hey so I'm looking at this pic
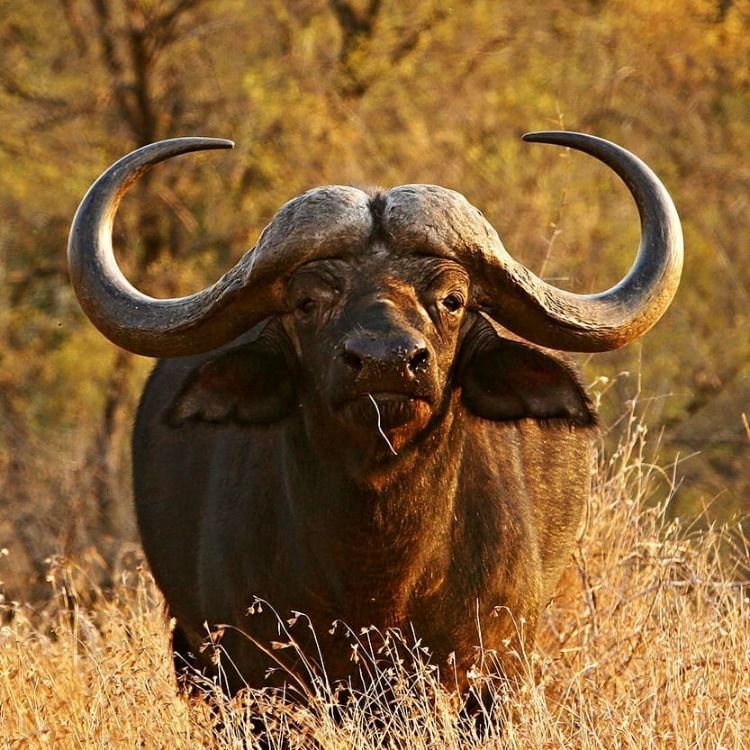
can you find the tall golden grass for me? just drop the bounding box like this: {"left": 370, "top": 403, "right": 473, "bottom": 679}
{"left": 1, "top": 410, "right": 748, "bottom": 749}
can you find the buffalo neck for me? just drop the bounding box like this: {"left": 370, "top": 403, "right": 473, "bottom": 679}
{"left": 277, "top": 396, "right": 467, "bottom": 622}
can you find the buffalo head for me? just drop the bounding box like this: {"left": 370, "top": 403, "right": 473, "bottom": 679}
{"left": 68, "top": 132, "right": 682, "bottom": 483}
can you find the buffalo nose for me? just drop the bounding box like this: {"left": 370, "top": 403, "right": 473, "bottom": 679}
{"left": 341, "top": 335, "right": 430, "bottom": 376}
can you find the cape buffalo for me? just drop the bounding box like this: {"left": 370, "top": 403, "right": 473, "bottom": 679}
{"left": 68, "top": 132, "right": 682, "bottom": 696}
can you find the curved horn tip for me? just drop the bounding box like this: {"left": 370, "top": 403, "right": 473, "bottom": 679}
{"left": 522, "top": 130, "right": 589, "bottom": 145}
{"left": 522, "top": 130, "right": 560, "bottom": 140}
{"left": 201, "top": 137, "right": 235, "bottom": 149}
{"left": 140, "top": 136, "right": 235, "bottom": 157}
{"left": 170, "top": 136, "right": 235, "bottom": 150}
{"left": 521, "top": 131, "right": 628, "bottom": 157}
{"left": 522, "top": 131, "right": 547, "bottom": 142}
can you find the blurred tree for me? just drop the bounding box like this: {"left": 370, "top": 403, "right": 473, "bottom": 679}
{"left": 0, "top": 0, "right": 747, "bottom": 594}
{"left": 0, "top": 0, "right": 246, "bottom": 569}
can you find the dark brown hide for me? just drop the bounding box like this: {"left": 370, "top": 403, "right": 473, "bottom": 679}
{"left": 133, "top": 242, "right": 597, "bottom": 695}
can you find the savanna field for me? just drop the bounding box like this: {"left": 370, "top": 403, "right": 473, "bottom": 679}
{"left": 2, "top": 412, "right": 748, "bottom": 749}
{"left": 1, "top": 1, "right": 749, "bottom": 747}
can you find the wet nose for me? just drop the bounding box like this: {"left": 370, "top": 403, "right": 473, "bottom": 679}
{"left": 341, "top": 333, "right": 430, "bottom": 377}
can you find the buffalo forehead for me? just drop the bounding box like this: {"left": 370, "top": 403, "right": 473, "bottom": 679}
{"left": 381, "top": 185, "right": 503, "bottom": 261}
{"left": 256, "top": 185, "right": 374, "bottom": 260}
{"left": 256, "top": 184, "right": 505, "bottom": 267}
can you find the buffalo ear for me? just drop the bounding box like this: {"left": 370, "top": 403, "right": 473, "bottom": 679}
{"left": 460, "top": 337, "right": 595, "bottom": 425}
{"left": 168, "top": 344, "right": 297, "bottom": 426}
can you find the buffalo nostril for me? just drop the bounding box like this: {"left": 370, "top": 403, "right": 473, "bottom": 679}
{"left": 408, "top": 348, "right": 430, "bottom": 373}
{"left": 341, "top": 349, "right": 364, "bottom": 371}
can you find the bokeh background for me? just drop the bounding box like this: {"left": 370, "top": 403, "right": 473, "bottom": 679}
{"left": 1, "top": 0, "right": 748, "bottom": 598}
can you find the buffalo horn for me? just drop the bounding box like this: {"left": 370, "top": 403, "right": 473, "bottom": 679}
{"left": 473, "top": 131, "right": 683, "bottom": 351}
{"left": 67, "top": 138, "right": 372, "bottom": 357}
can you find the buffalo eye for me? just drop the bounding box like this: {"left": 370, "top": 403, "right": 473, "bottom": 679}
{"left": 442, "top": 293, "right": 463, "bottom": 313}
{"left": 296, "top": 297, "right": 316, "bottom": 316}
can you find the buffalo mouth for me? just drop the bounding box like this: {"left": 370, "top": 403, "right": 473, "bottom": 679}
{"left": 338, "top": 392, "right": 433, "bottom": 431}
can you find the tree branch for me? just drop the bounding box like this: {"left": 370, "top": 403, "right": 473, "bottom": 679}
{"left": 389, "top": 7, "right": 450, "bottom": 67}
{"left": 89, "top": 0, "right": 138, "bottom": 132}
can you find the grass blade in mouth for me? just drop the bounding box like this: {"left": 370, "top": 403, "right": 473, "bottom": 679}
{"left": 368, "top": 393, "right": 398, "bottom": 456}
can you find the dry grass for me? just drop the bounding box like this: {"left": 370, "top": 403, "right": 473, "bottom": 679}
{"left": 1, "top": 415, "right": 748, "bottom": 749}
